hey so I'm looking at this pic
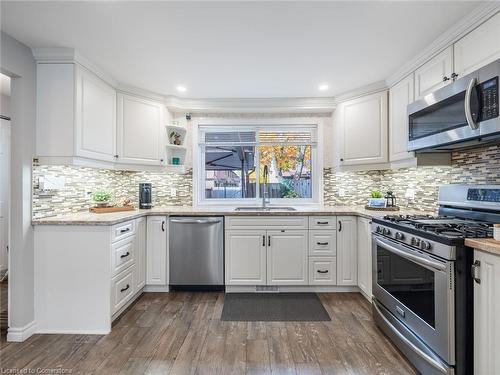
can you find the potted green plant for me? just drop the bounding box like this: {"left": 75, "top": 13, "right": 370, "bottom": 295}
{"left": 169, "top": 131, "right": 182, "bottom": 145}
{"left": 92, "top": 190, "right": 112, "bottom": 208}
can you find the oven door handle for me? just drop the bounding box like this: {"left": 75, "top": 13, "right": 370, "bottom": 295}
{"left": 465, "top": 77, "right": 479, "bottom": 130}
{"left": 375, "top": 238, "right": 447, "bottom": 272}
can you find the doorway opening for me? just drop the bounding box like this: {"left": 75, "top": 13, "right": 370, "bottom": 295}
{"left": 0, "top": 72, "right": 11, "bottom": 337}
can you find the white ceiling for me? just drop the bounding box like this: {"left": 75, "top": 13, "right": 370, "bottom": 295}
{"left": 1, "top": 1, "right": 482, "bottom": 99}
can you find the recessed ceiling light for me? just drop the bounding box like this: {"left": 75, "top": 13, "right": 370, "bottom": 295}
{"left": 318, "top": 83, "right": 329, "bottom": 91}
{"left": 176, "top": 85, "right": 187, "bottom": 93}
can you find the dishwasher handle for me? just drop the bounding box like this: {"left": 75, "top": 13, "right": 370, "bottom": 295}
{"left": 169, "top": 218, "right": 222, "bottom": 225}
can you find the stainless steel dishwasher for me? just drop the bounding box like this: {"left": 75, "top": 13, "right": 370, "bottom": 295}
{"left": 168, "top": 216, "right": 224, "bottom": 290}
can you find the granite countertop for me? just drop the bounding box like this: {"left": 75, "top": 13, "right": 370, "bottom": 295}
{"left": 465, "top": 238, "right": 500, "bottom": 256}
{"left": 32, "top": 206, "right": 434, "bottom": 226}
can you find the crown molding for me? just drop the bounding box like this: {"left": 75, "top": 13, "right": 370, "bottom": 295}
{"left": 333, "top": 80, "right": 388, "bottom": 104}
{"left": 386, "top": 2, "right": 500, "bottom": 87}
{"left": 165, "top": 96, "right": 336, "bottom": 114}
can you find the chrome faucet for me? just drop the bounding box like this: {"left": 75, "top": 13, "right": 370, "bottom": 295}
{"left": 262, "top": 165, "right": 270, "bottom": 209}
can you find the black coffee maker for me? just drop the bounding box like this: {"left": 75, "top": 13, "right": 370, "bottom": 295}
{"left": 139, "top": 183, "right": 152, "bottom": 209}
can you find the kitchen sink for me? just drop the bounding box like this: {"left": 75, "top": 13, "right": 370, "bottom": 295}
{"left": 234, "top": 206, "right": 297, "bottom": 211}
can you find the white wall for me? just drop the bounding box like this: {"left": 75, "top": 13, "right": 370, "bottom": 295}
{"left": 0, "top": 93, "right": 11, "bottom": 118}
{"left": 1, "top": 32, "right": 36, "bottom": 341}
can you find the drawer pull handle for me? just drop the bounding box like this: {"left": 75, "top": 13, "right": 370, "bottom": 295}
{"left": 317, "top": 221, "right": 329, "bottom": 225}
{"left": 262, "top": 235, "right": 266, "bottom": 247}
{"left": 120, "top": 252, "right": 130, "bottom": 259}
{"left": 317, "top": 269, "right": 329, "bottom": 274}
{"left": 120, "top": 284, "right": 130, "bottom": 293}
{"left": 120, "top": 228, "right": 130, "bottom": 234}
{"left": 317, "top": 242, "right": 329, "bottom": 246}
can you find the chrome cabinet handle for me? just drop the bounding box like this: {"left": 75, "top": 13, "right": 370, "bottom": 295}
{"left": 465, "top": 77, "right": 479, "bottom": 130}
{"left": 120, "top": 251, "right": 130, "bottom": 259}
{"left": 317, "top": 242, "right": 329, "bottom": 245}
{"left": 317, "top": 269, "right": 329, "bottom": 274}
{"left": 120, "top": 284, "right": 130, "bottom": 293}
{"left": 120, "top": 227, "right": 130, "bottom": 233}
{"left": 471, "top": 260, "right": 481, "bottom": 284}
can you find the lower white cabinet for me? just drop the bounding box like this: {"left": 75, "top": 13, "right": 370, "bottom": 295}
{"left": 134, "top": 217, "right": 147, "bottom": 290}
{"left": 267, "top": 230, "right": 308, "bottom": 285}
{"left": 337, "top": 216, "right": 358, "bottom": 285}
{"left": 225, "top": 230, "right": 267, "bottom": 285}
{"left": 309, "top": 257, "right": 336, "bottom": 285}
{"left": 473, "top": 249, "right": 500, "bottom": 375}
{"left": 357, "top": 217, "right": 372, "bottom": 299}
{"left": 111, "top": 264, "right": 135, "bottom": 314}
{"left": 146, "top": 216, "right": 167, "bottom": 285}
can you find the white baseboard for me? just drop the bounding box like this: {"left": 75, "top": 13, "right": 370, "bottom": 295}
{"left": 225, "top": 285, "right": 360, "bottom": 293}
{"left": 144, "top": 285, "right": 169, "bottom": 292}
{"left": 35, "top": 328, "right": 110, "bottom": 335}
{"left": 7, "top": 320, "right": 36, "bottom": 342}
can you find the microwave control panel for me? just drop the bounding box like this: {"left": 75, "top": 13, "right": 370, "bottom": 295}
{"left": 480, "top": 77, "right": 498, "bottom": 121}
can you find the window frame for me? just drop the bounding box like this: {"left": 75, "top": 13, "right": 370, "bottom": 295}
{"left": 193, "top": 118, "right": 323, "bottom": 207}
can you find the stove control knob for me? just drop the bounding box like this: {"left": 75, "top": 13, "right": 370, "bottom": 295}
{"left": 395, "top": 232, "right": 405, "bottom": 240}
{"left": 411, "top": 237, "right": 421, "bottom": 247}
{"left": 376, "top": 226, "right": 382, "bottom": 233}
{"left": 382, "top": 228, "right": 391, "bottom": 236}
{"left": 421, "top": 241, "right": 432, "bottom": 250}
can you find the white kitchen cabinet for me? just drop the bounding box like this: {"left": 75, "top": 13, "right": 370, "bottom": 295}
{"left": 389, "top": 74, "right": 415, "bottom": 162}
{"left": 225, "top": 230, "right": 267, "bottom": 285}
{"left": 267, "top": 230, "right": 308, "bottom": 285}
{"left": 414, "top": 47, "right": 453, "bottom": 99}
{"left": 36, "top": 63, "right": 116, "bottom": 163}
{"left": 134, "top": 217, "right": 147, "bottom": 290}
{"left": 337, "top": 216, "right": 358, "bottom": 286}
{"left": 336, "top": 91, "right": 388, "bottom": 166}
{"left": 117, "top": 93, "right": 165, "bottom": 166}
{"left": 454, "top": 12, "right": 500, "bottom": 78}
{"left": 75, "top": 66, "right": 116, "bottom": 162}
{"left": 473, "top": 249, "right": 500, "bottom": 375}
{"left": 146, "top": 216, "right": 167, "bottom": 285}
{"left": 357, "top": 217, "right": 372, "bottom": 299}
{"left": 309, "top": 257, "right": 336, "bottom": 285}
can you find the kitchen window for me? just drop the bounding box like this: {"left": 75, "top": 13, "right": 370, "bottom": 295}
{"left": 196, "top": 124, "right": 320, "bottom": 205}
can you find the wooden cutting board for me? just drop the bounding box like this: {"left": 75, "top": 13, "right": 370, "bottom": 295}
{"left": 89, "top": 206, "right": 135, "bottom": 214}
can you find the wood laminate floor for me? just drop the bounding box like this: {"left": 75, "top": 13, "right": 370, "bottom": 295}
{"left": 0, "top": 292, "right": 417, "bottom": 374}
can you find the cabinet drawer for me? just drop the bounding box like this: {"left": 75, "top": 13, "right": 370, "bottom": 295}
{"left": 225, "top": 216, "right": 308, "bottom": 230}
{"left": 111, "top": 220, "right": 136, "bottom": 243}
{"left": 309, "top": 231, "right": 336, "bottom": 256}
{"left": 309, "top": 216, "right": 336, "bottom": 230}
{"left": 309, "top": 257, "right": 337, "bottom": 285}
{"left": 111, "top": 237, "right": 135, "bottom": 276}
{"left": 111, "top": 265, "right": 135, "bottom": 314}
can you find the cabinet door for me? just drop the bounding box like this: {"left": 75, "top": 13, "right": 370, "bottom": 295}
{"left": 389, "top": 74, "right": 415, "bottom": 162}
{"left": 357, "top": 217, "right": 372, "bottom": 298}
{"left": 267, "top": 230, "right": 308, "bottom": 285}
{"left": 455, "top": 12, "right": 500, "bottom": 78}
{"left": 337, "top": 216, "right": 357, "bottom": 285}
{"left": 117, "top": 93, "right": 164, "bottom": 165}
{"left": 338, "top": 91, "right": 388, "bottom": 166}
{"left": 134, "top": 217, "right": 147, "bottom": 290}
{"left": 474, "top": 250, "right": 500, "bottom": 375}
{"left": 146, "top": 216, "right": 167, "bottom": 285}
{"left": 414, "top": 46, "right": 453, "bottom": 99}
{"left": 75, "top": 66, "right": 116, "bottom": 162}
{"left": 225, "top": 230, "right": 266, "bottom": 285}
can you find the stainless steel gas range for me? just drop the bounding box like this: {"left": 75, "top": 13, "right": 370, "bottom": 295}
{"left": 371, "top": 185, "right": 500, "bottom": 375}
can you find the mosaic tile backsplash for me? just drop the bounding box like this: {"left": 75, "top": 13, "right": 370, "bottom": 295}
{"left": 32, "top": 144, "right": 499, "bottom": 219}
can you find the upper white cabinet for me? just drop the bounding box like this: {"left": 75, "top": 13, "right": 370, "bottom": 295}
{"left": 75, "top": 67, "right": 116, "bottom": 162}
{"left": 357, "top": 217, "right": 372, "bottom": 299}
{"left": 267, "top": 230, "right": 308, "bottom": 285}
{"left": 454, "top": 12, "right": 500, "bottom": 77}
{"left": 336, "top": 91, "right": 388, "bottom": 167}
{"left": 389, "top": 74, "right": 415, "bottom": 162}
{"left": 36, "top": 63, "right": 116, "bottom": 163}
{"left": 336, "top": 216, "right": 358, "bottom": 286}
{"left": 146, "top": 216, "right": 167, "bottom": 286}
{"left": 117, "top": 93, "right": 165, "bottom": 166}
{"left": 414, "top": 46, "right": 453, "bottom": 99}
{"left": 473, "top": 249, "right": 500, "bottom": 375}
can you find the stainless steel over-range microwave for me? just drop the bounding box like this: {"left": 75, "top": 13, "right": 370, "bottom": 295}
{"left": 408, "top": 59, "right": 499, "bottom": 151}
